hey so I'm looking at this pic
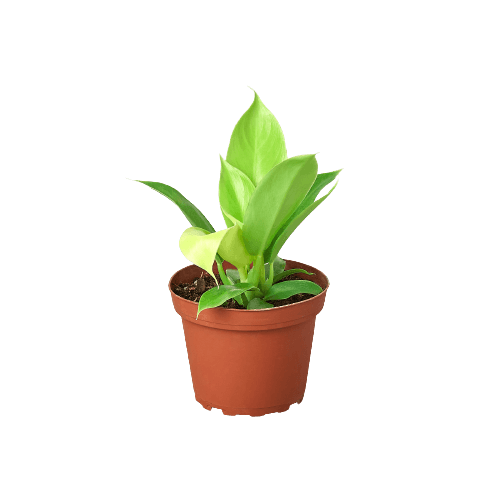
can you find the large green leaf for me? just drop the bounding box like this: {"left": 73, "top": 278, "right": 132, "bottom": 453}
{"left": 179, "top": 227, "right": 230, "bottom": 280}
{"left": 262, "top": 171, "right": 341, "bottom": 262}
{"left": 219, "top": 157, "right": 255, "bottom": 228}
{"left": 243, "top": 155, "right": 318, "bottom": 256}
{"left": 264, "top": 183, "right": 338, "bottom": 263}
{"left": 198, "top": 283, "right": 257, "bottom": 317}
{"left": 226, "top": 91, "right": 287, "bottom": 185}
{"left": 217, "top": 224, "right": 253, "bottom": 268}
{"left": 136, "top": 181, "right": 214, "bottom": 232}
{"left": 264, "top": 280, "right": 322, "bottom": 301}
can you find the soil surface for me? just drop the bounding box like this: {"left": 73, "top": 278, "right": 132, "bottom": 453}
{"left": 172, "top": 271, "right": 324, "bottom": 309}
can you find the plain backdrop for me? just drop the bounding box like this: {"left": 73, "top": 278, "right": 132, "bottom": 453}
{"left": 1, "top": 1, "right": 499, "bottom": 499}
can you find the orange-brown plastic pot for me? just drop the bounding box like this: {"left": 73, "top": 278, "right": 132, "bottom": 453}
{"left": 168, "top": 259, "right": 329, "bottom": 417}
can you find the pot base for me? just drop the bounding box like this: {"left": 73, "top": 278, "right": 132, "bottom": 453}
{"left": 196, "top": 396, "right": 304, "bottom": 417}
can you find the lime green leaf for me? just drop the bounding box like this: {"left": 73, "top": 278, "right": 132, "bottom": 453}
{"left": 217, "top": 224, "right": 253, "bottom": 269}
{"left": 198, "top": 283, "right": 257, "bottom": 317}
{"left": 219, "top": 157, "right": 255, "bottom": 228}
{"left": 246, "top": 298, "right": 274, "bottom": 310}
{"left": 273, "top": 268, "right": 314, "bottom": 283}
{"left": 136, "top": 181, "right": 214, "bottom": 232}
{"left": 220, "top": 207, "right": 235, "bottom": 227}
{"left": 226, "top": 91, "right": 287, "bottom": 185}
{"left": 264, "top": 183, "right": 337, "bottom": 263}
{"left": 264, "top": 280, "right": 322, "bottom": 301}
{"left": 243, "top": 154, "right": 318, "bottom": 256}
{"left": 179, "top": 227, "right": 230, "bottom": 280}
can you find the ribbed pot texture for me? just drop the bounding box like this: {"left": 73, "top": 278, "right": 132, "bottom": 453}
{"left": 168, "top": 260, "right": 329, "bottom": 417}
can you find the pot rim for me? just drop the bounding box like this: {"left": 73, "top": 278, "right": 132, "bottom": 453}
{"left": 168, "top": 259, "right": 329, "bottom": 313}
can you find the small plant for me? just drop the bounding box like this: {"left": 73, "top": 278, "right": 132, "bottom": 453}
{"left": 136, "top": 91, "right": 341, "bottom": 316}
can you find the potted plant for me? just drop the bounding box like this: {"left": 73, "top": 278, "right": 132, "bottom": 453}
{"left": 135, "top": 90, "right": 341, "bottom": 416}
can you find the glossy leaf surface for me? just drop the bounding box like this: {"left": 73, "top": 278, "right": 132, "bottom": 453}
{"left": 179, "top": 227, "right": 229, "bottom": 280}
{"left": 221, "top": 207, "right": 243, "bottom": 228}
{"left": 136, "top": 181, "right": 214, "bottom": 232}
{"left": 226, "top": 91, "right": 287, "bottom": 185}
{"left": 198, "top": 283, "right": 257, "bottom": 317}
{"left": 219, "top": 157, "right": 255, "bottom": 227}
{"left": 243, "top": 154, "right": 318, "bottom": 256}
{"left": 264, "top": 280, "right": 322, "bottom": 301}
{"left": 217, "top": 224, "right": 253, "bottom": 268}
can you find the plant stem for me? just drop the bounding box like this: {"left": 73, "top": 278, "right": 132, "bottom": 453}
{"left": 255, "top": 255, "right": 265, "bottom": 287}
{"left": 242, "top": 258, "right": 265, "bottom": 305}
{"left": 216, "top": 258, "right": 231, "bottom": 286}
{"left": 262, "top": 261, "right": 274, "bottom": 294}
{"left": 238, "top": 266, "right": 248, "bottom": 283}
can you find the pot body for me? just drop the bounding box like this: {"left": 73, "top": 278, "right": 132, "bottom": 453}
{"left": 169, "top": 260, "right": 329, "bottom": 416}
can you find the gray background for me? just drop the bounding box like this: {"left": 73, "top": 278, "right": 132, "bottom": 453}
{"left": 1, "top": 1, "right": 499, "bottom": 498}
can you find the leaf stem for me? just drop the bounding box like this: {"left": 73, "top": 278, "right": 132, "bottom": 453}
{"left": 238, "top": 266, "right": 248, "bottom": 283}
{"left": 216, "top": 256, "right": 243, "bottom": 306}
{"left": 243, "top": 258, "right": 265, "bottom": 302}
{"left": 262, "top": 261, "right": 274, "bottom": 294}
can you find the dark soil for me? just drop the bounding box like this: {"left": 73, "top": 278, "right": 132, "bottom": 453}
{"left": 172, "top": 271, "right": 324, "bottom": 309}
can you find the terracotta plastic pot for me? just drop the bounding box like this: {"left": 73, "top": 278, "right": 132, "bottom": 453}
{"left": 168, "top": 259, "right": 329, "bottom": 417}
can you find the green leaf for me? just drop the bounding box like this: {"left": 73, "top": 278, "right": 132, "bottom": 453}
{"left": 292, "top": 170, "right": 341, "bottom": 218}
{"left": 136, "top": 181, "right": 214, "bottom": 232}
{"left": 215, "top": 260, "right": 243, "bottom": 305}
{"left": 179, "top": 227, "right": 230, "bottom": 280}
{"left": 264, "top": 183, "right": 338, "bottom": 263}
{"left": 273, "top": 268, "right": 314, "bottom": 283}
{"left": 225, "top": 268, "right": 241, "bottom": 284}
{"left": 217, "top": 224, "right": 253, "bottom": 268}
{"left": 221, "top": 207, "right": 243, "bottom": 228}
{"left": 264, "top": 280, "right": 323, "bottom": 301}
{"left": 226, "top": 91, "right": 287, "bottom": 185}
{"left": 265, "top": 256, "right": 286, "bottom": 280}
{"left": 246, "top": 298, "right": 274, "bottom": 310}
{"left": 198, "top": 283, "right": 258, "bottom": 317}
{"left": 243, "top": 154, "right": 318, "bottom": 256}
{"left": 219, "top": 157, "right": 255, "bottom": 228}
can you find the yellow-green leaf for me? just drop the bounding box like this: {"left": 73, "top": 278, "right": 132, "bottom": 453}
{"left": 219, "top": 156, "right": 255, "bottom": 228}
{"left": 179, "top": 227, "right": 230, "bottom": 280}
{"left": 243, "top": 154, "right": 318, "bottom": 256}
{"left": 226, "top": 91, "right": 287, "bottom": 185}
{"left": 217, "top": 224, "right": 253, "bottom": 269}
